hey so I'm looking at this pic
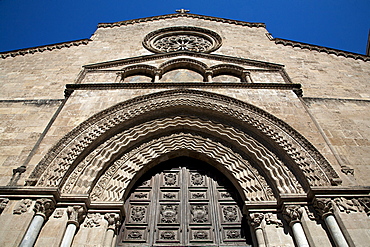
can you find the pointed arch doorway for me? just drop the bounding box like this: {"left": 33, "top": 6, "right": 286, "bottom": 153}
{"left": 117, "top": 156, "right": 252, "bottom": 246}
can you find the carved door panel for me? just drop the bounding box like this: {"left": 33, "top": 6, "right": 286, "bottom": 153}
{"left": 118, "top": 157, "right": 250, "bottom": 246}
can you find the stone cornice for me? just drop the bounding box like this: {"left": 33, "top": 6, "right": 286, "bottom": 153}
{"left": 98, "top": 13, "right": 266, "bottom": 29}
{"left": 83, "top": 51, "right": 284, "bottom": 70}
{"left": 274, "top": 38, "right": 370, "bottom": 62}
{"left": 0, "top": 39, "right": 90, "bottom": 59}
{"left": 65, "top": 82, "right": 301, "bottom": 91}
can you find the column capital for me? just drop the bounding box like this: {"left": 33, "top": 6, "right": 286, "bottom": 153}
{"left": 67, "top": 206, "right": 86, "bottom": 227}
{"left": 104, "top": 213, "right": 121, "bottom": 231}
{"left": 249, "top": 213, "right": 264, "bottom": 229}
{"left": 314, "top": 198, "right": 334, "bottom": 218}
{"left": 34, "top": 198, "right": 55, "bottom": 220}
{"left": 283, "top": 205, "right": 303, "bottom": 226}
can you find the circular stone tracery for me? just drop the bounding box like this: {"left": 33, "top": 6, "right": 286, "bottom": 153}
{"left": 143, "top": 26, "right": 222, "bottom": 53}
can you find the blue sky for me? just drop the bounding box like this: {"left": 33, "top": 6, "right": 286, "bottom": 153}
{"left": 0, "top": 0, "right": 369, "bottom": 54}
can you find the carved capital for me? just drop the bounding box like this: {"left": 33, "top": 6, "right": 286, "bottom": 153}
{"left": 104, "top": 213, "right": 121, "bottom": 230}
{"left": 249, "top": 213, "right": 264, "bottom": 229}
{"left": 314, "top": 198, "right": 334, "bottom": 218}
{"left": 67, "top": 206, "right": 86, "bottom": 227}
{"left": 283, "top": 205, "right": 303, "bottom": 226}
{"left": 34, "top": 198, "right": 55, "bottom": 220}
{"left": 0, "top": 198, "right": 9, "bottom": 214}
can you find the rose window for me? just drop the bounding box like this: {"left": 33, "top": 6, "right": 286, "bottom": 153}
{"left": 143, "top": 26, "right": 222, "bottom": 53}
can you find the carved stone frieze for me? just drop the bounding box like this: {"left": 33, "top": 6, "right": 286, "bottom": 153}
{"left": 314, "top": 198, "right": 334, "bottom": 218}
{"left": 67, "top": 206, "right": 86, "bottom": 227}
{"left": 249, "top": 213, "right": 264, "bottom": 229}
{"left": 34, "top": 198, "right": 55, "bottom": 220}
{"left": 84, "top": 213, "right": 102, "bottom": 228}
{"left": 333, "top": 197, "right": 362, "bottom": 214}
{"left": 13, "top": 199, "right": 32, "bottom": 215}
{"left": 283, "top": 205, "right": 303, "bottom": 226}
{"left": 0, "top": 198, "right": 9, "bottom": 214}
{"left": 358, "top": 197, "right": 370, "bottom": 216}
{"left": 33, "top": 90, "right": 338, "bottom": 192}
{"left": 265, "top": 213, "right": 283, "bottom": 227}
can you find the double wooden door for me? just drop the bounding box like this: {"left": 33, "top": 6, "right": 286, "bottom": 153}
{"left": 118, "top": 157, "right": 251, "bottom": 246}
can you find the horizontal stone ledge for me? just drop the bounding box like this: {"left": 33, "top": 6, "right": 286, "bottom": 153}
{"left": 65, "top": 82, "right": 302, "bottom": 91}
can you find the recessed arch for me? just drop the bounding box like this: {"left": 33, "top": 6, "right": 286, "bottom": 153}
{"left": 119, "top": 64, "right": 157, "bottom": 82}
{"left": 159, "top": 58, "right": 207, "bottom": 81}
{"left": 29, "top": 89, "right": 341, "bottom": 199}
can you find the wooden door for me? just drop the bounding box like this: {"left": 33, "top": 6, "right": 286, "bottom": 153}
{"left": 118, "top": 157, "right": 251, "bottom": 246}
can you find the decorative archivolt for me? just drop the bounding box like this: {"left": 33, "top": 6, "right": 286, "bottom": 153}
{"left": 59, "top": 116, "right": 305, "bottom": 199}
{"left": 28, "top": 89, "right": 340, "bottom": 189}
{"left": 89, "top": 133, "right": 277, "bottom": 202}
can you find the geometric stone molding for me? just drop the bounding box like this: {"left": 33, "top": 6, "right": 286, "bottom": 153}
{"left": 29, "top": 89, "right": 339, "bottom": 190}
{"left": 88, "top": 133, "right": 280, "bottom": 202}
{"left": 60, "top": 116, "right": 304, "bottom": 200}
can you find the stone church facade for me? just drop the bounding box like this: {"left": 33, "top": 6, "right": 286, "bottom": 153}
{"left": 0, "top": 11, "right": 369, "bottom": 247}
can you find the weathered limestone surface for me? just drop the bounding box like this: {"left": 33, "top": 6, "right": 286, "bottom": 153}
{"left": 0, "top": 200, "right": 34, "bottom": 247}
{"left": 0, "top": 101, "right": 60, "bottom": 186}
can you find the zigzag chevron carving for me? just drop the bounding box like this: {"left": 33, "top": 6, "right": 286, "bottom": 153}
{"left": 59, "top": 116, "right": 308, "bottom": 200}
{"left": 31, "top": 90, "right": 339, "bottom": 188}
{"left": 89, "top": 133, "right": 278, "bottom": 202}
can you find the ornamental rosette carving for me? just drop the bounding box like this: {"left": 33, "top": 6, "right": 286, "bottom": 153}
{"left": 34, "top": 198, "right": 55, "bottom": 220}
{"left": 143, "top": 26, "right": 222, "bottom": 54}
{"left": 67, "top": 206, "right": 86, "bottom": 227}
{"left": 160, "top": 205, "right": 178, "bottom": 223}
{"left": 314, "top": 198, "right": 334, "bottom": 218}
{"left": 222, "top": 206, "right": 238, "bottom": 222}
{"left": 283, "top": 205, "right": 303, "bottom": 225}
{"left": 130, "top": 206, "right": 146, "bottom": 222}
{"left": 191, "top": 205, "right": 209, "bottom": 223}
